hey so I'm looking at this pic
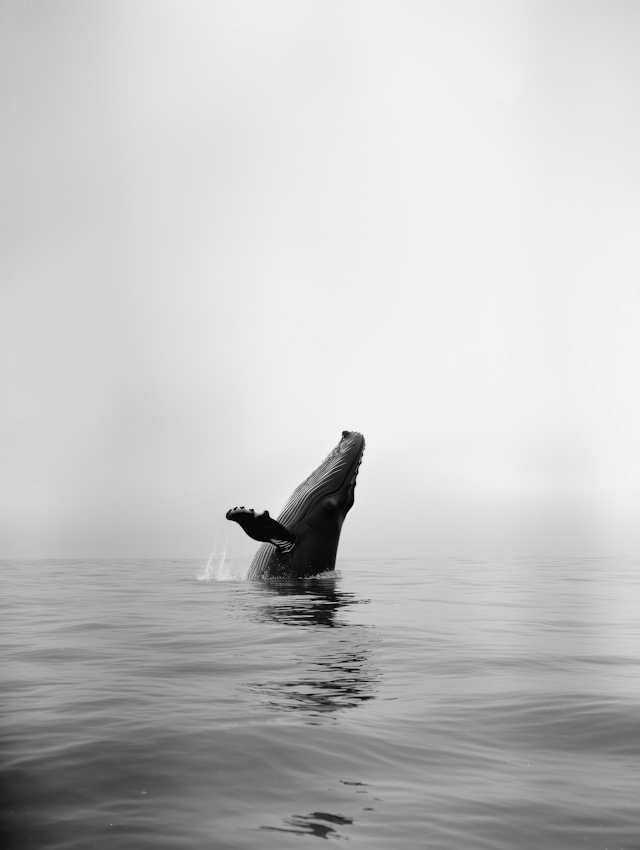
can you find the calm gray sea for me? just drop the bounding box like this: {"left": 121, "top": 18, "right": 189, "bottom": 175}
{"left": 1, "top": 556, "right": 639, "bottom": 849}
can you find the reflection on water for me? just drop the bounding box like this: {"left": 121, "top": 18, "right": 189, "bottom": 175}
{"left": 247, "top": 579, "right": 379, "bottom": 718}
{"left": 255, "top": 578, "right": 368, "bottom": 628}
{"left": 261, "top": 810, "right": 354, "bottom": 839}
{"left": 251, "top": 647, "right": 376, "bottom": 715}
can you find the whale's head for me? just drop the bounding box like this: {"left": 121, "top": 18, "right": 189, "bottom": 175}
{"left": 277, "top": 430, "right": 365, "bottom": 532}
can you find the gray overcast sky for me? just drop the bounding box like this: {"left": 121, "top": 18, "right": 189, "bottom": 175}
{"left": 2, "top": 1, "right": 639, "bottom": 559}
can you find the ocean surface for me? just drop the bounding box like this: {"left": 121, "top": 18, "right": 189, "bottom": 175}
{"left": 1, "top": 556, "right": 639, "bottom": 849}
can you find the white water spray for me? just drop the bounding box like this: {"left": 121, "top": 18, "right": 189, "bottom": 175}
{"left": 197, "top": 541, "right": 246, "bottom": 580}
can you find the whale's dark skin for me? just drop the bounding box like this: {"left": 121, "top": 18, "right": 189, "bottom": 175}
{"left": 226, "top": 430, "right": 365, "bottom": 579}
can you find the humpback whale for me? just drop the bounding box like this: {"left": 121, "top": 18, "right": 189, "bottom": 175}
{"left": 226, "top": 430, "right": 365, "bottom": 579}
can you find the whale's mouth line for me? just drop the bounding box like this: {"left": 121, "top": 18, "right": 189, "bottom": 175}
{"left": 335, "top": 434, "right": 365, "bottom": 491}
{"left": 343, "top": 440, "right": 365, "bottom": 489}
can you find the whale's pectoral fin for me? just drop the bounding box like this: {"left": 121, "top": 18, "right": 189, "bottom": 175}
{"left": 225, "top": 507, "right": 297, "bottom": 553}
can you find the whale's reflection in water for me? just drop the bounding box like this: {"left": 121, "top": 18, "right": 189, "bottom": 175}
{"left": 256, "top": 578, "right": 367, "bottom": 628}
{"left": 261, "top": 810, "right": 354, "bottom": 839}
{"left": 247, "top": 578, "right": 379, "bottom": 718}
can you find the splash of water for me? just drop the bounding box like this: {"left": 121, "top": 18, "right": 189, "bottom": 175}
{"left": 197, "top": 542, "right": 246, "bottom": 580}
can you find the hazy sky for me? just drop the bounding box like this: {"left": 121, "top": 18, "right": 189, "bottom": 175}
{"left": 2, "top": 1, "right": 639, "bottom": 559}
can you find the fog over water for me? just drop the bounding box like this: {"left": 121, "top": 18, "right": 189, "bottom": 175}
{"left": 2, "top": 2, "right": 640, "bottom": 559}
